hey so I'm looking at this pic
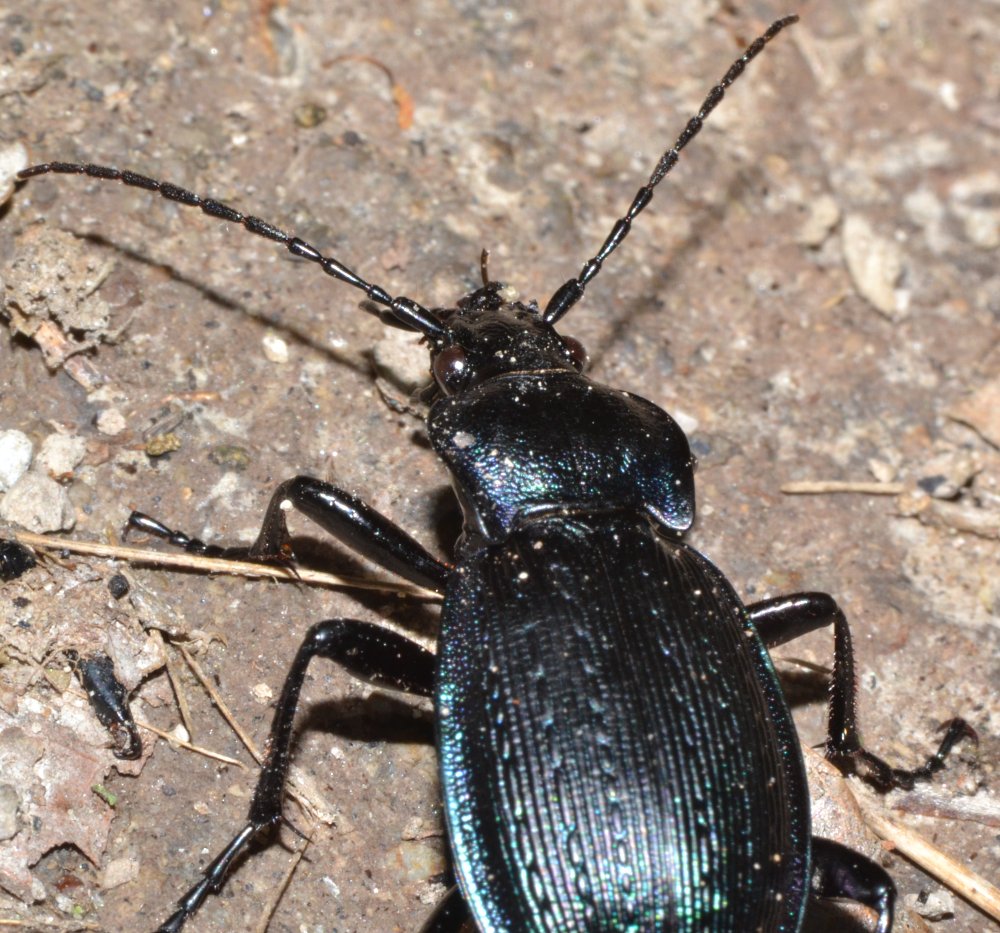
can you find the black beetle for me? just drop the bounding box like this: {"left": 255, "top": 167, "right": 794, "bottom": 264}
{"left": 13, "top": 14, "right": 972, "bottom": 933}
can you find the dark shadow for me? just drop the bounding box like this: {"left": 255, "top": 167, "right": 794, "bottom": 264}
{"left": 775, "top": 665, "right": 830, "bottom": 709}
{"left": 300, "top": 693, "right": 435, "bottom": 745}
{"left": 71, "top": 230, "right": 372, "bottom": 379}
{"left": 803, "top": 895, "right": 880, "bottom": 932}
{"left": 584, "top": 159, "right": 772, "bottom": 376}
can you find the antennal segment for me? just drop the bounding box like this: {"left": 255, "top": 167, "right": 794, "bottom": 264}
{"left": 15, "top": 162, "right": 445, "bottom": 338}
{"left": 543, "top": 15, "right": 798, "bottom": 325}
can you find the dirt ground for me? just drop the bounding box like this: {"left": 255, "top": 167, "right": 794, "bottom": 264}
{"left": 1, "top": 1, "right": 997, "bottom": 932}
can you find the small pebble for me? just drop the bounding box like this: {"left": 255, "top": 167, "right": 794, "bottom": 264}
{"left": 905, "top": 888, "right": 955, "bottom": 921}
{"left": 262, "top": 330, "right": 289, "bottom": 364}
{"left": 293, "top": 102, "right": 327, "bottom": 128}
{"left": 0, "top": 783, "right": 21, "bottom": 841}
{"left": 101, "top": 855, "right": 140, "bottom": 891}
{"left": 796, "top": 194, "right": 840, "bottom": 248}
{"left": 145, "top": 433, "right": 181, "bottom": 457}
{"left": 35, "top": 433, "right": 87, "bottom": 478}
{"left": 0, "top": 472, "right": 75, "bottom": 532}
{"left": 252, "top": 682, "right": 274, "bottom": 703}
{"left": 867, "top": 459, "right": 897, "bottom": 484}
{"left": 0, "top": 142, "right": 28, "bottom": 205}
{"left": 842, "top": 214, "right": 905, "bottom": 318}
{"left": 0, "top": 429, "right": 33, "bottom": 492}
{"left": 96, "top": 408, "right": 128, "bottom": 436}
{"left": 108, "top": 574, "right": 130, "bottom": 599}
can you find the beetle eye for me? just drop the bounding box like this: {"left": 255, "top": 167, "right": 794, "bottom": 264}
{"left": 433, "top": 345, "right": 470, "bottom": 393}
{"left": 562, "top": 335, "right": 588, "bottom": 372}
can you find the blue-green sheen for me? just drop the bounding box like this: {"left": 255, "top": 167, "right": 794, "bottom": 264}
{"left": 437, "top": 512, "right": 810, "bottom": 932}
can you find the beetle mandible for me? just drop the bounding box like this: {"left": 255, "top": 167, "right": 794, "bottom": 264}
{"left": 14, "top": 14, "right": 973, "bottom": 933}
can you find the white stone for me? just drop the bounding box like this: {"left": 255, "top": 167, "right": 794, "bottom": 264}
{"left": 0, "top": 430, "right": 33, "bottom": 492}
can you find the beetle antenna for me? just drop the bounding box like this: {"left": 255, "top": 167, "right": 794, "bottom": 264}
{"left": 15, "top": 161, "right": 446, "bottom": 339}
{"left": 480, "top": 248, "right": 491, "bottom": 287}
{"left": 543, "top": 14, "right": 798, "bottom": 325}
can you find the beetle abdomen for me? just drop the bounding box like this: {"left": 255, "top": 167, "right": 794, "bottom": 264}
{"left": 438, "top": 514, "right": 809, "bottom": 932}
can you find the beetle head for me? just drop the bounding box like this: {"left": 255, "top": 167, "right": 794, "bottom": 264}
{"left": 429, "top": 281, "right": 587, "bottom": 395}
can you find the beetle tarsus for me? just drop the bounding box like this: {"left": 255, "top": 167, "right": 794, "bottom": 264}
{"left": 822, "top": 598, "right": 973, "bottom": 791}
{"left": 123, "top": 476, "right": 450, "bottom": 592}
{"left": 747, "top": 591, "right": 973, "bottom": 792}
{"left": 831, "top": 716, "right": 976, "bottom": 792}
{"left": 124, "top": 510, "right": 245, "bottom": 559}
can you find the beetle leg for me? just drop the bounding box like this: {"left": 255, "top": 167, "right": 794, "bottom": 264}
{"left": 746, "top": 592, "right": 974, "bottom": 790}
{"left": 125, "top": 474, "right": 450, "bottom": 592}
{"left": 419, "top": 886, "right": 475, "bottom": 933}
{"left": 746, "top": 591, "right": 837, "bottom": 648}
{"left": 247, "top": 476, "right": 449, "bottom": 591}
{"left": 157, "top": 617, "right": 436, "bottom": 931}
{"left": 810, "top": 837, "right": 894, "bottom": 933}
{"left": 247, "top": 617, "right": 435, "bottom": 822}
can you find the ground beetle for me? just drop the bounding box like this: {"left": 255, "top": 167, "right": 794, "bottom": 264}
{"left": 16, "top": 15, "right": 973, "bottom": 932}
